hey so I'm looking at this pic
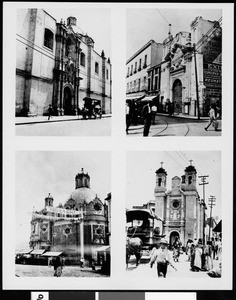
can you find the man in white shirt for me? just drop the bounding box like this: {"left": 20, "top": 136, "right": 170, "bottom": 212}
{"left": 150, "top": 238, "right": 174, "bottom": 277}
{"left": 205, "top": 105, "right": 217, "bottom": 131}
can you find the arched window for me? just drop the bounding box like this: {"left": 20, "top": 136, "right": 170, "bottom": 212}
{"left": 106, "top": 69, "right": 109, "bottom": 79}
{"left": 80, "top": 52, "right": 86, "bottom": 67}
{"left": 188, "top": 176, "right": 192, "bottom": 185}
{"left": 44, "top": 28, "right": 54, "bottom": 50}
{"left": 158, "top": 178, "right": 162, "bottom": 187}
{"left": 95, "top": 62, "right": 99, "bottom": 74}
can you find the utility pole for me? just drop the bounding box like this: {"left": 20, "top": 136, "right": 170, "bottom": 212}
{"left": 193, "top": 43, "right": 200, "bottom": 120}
{"left": 199, "top": 175, "right": 209, "bottom": 245}
{"left": 208, "top": 195, "right": 216, "bottom": 241}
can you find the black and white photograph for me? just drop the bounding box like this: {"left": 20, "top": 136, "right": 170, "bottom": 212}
{"left": 126, "top": 151, "right": 222, "bottom": 278}
{"left": 15, "top": 8, "right": 112, "bottom": 136}
{"left": 15, "top": 151, "right": 111, "bottom": 277}
{"left": 2, "top": 1, "right": 234, "bottom": 293}
{"left": 126, "top": 9, "right": 222, "bottom": 136}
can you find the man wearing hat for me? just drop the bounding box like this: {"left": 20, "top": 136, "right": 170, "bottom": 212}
{"left": 150, "top": 238, "right": 174, "bottom": 278}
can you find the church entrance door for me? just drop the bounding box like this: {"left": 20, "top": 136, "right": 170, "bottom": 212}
{"left": 172, "top": 79, "right": 182, "bottom": 114}
{"left": 63, "top": 86, "right": 72, "bottom": 115}
{"left": 169, "top": 231, "right": 180, "bottom": 248}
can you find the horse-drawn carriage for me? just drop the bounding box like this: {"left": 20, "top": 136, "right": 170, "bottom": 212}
{"left": 81, "top": 97, "right": 102, "bottom": 119}
{"left": 126, "top": 209, "right": 163, "bottom": 267}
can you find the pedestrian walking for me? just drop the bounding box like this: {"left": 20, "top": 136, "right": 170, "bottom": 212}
{"left": 191, "top": 238, "right": 203, "bottom": 272}
{"left": 172, "top": 236, "right": 182, "bottom": 262}
{"left": 150, "top": 238, "right": 175, "bottom": 278}
{"left": 205, "top": 105, "right": 218, "bottom": 131}
{"left": 186, "top": 239, "right": 193, "bottom": 261}
{"left": 204, "top": 241, "right": 213, "bottom": 271}
{"left": 48, "top": 104, "right": 53, "bottom": 120}
{"left": 52, "top": 256, "right": 64, "bottom": 277}
{"left": 142, "top": 101, "right": 152, "bottom": 137}
{"left": 126, "top": 102, "right": 131, "bottom": 134}
{"left": 151, "top": 103, "right": 157, "bottom": 124}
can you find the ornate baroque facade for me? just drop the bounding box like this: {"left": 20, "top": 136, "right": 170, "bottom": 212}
{"left": 16, "top": 9, "right": 112, "bottom": 116}
{"left": 154, "top": 163, "right": 205, "bottom": 247}
{"left": 29, "top": 169, "right": 111, "bottom": 263}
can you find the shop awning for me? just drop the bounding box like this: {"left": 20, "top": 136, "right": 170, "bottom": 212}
{"left": 95, "top": 246, "right": 110, "bottom": 252}
{"left": 31, "top": 249, "right": 46, "bottom": 255}
{"left": 42, "top": 252, "right": 63, "bottom": 257}
{"left": 126, "top": 92, "right": 145, "bottom": 101}
{"left": 16, "top": 249, "right": 33, "bottom": 255}
{"left": 213, "top": 220, "right": 222, "bottom": 232}
{"left": 141, "top": 95, "right": 159, "bottom": 102}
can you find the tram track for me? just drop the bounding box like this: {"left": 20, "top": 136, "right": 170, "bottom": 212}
{"left": 152, "top": 116, "right": 190, "bottom": 137}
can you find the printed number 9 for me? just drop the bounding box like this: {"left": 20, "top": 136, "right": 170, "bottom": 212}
{"left": 37, "top": 294, "right": 44, "bottom": 300}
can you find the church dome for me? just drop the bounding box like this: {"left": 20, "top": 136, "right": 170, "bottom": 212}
{"left": 155, "top": 167, "right": 167, "bottom": 175}
{"left": 68, "top": 187, "right": 97, "bottom": 205}
{"left": 185, "top": 165, "right": 196, "bottom": 173}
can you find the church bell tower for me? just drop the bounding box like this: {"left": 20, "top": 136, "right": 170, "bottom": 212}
{"left": 154, "top": 162, "right": 167, "bottom": 221}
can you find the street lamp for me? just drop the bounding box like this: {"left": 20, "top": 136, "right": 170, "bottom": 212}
{"left": 208, "top": 195, "right": 216, "bottom": 241}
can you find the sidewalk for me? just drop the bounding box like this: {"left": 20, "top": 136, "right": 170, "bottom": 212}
{"left": 156, "top": 112, "right": 209, "bottom": 121}
{"left": 15, "top": 114, "right": 112, "bottom": 125}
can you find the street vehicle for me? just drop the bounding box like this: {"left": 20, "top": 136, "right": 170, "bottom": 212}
{"left": 82, "top": 98, "right": 102, "bottom": 119}
{"left": 126, "top": 209, "right": 163, "bottom": 258}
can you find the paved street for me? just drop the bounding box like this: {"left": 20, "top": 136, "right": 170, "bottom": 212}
{"left": 15, "top": 116, "right": 111, "bottom": 136}
{"left": 127, "top": 114, "right": 222, "bottom": 137}
{"left": 15, "top": 264, "right": 108, "bottom": 277}
{"left": 126, "top": 252, "right": 220, "bottom": 278}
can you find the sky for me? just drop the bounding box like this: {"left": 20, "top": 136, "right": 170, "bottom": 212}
{"left": 126, "top": 8, "right": 222, "bottom": 59}
{"left": 126, "top": 151, "right": 221, "bottom": 220}
{"left": 15, "top": 151, "right": 111, "bottom": 250}
{"left": 45, "top": 8, "right": 111, "bottom": 59}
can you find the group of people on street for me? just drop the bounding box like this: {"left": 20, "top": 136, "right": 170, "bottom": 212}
{"left": 126, "top": 101, "right": 157, "bottom": 136}
{"left": 148, "top": 236, "right": 222, "bottom": 278}
{"left": 186, "top": 237, "right": 222, "bottom": 275}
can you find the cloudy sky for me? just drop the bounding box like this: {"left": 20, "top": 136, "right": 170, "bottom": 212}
{"left": 45, "top": 8, "right": 111, "bottom": 59}
{"left": 15, "top": 151, "right": 111, "bottom": 249}
{"left": 126, "top": 151, "right": 221, "bottom": 220}
{"left": 126, "top": 8, "right": 222, "bottom": 59}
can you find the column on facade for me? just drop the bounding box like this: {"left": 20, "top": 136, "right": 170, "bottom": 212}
{"left": 25, "top": 9, "right": 37, "bottom": 114}
{"left": 86, "top": 45, "right": 92, "bottom": 98}
{"left": 101, "top": 51, "right": 106, "bottom": 113}
{"left": 164, "top": 196, "right": 170, "bottom": 237}
{"left": 180, "top": 196, "right": 185, "bottom": 244}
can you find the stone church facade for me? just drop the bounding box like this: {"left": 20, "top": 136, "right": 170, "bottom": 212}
{"left": 160, "top": 16, "right": 222, "bottom": 117}
{"left": 154, "top": 163, "right": 205, "bottom": 247}
{"left": 29, "top": 169, "right": 111, "bottom": 264}
{"left": 16, "top": 9, "right": 112, "bottom": 116}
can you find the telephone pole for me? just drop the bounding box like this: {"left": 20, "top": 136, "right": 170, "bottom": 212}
{"left": 199, "top": 175, "right": 209, "bottom": 245}
{"left": 208, "top": 196, "right": 216, "bottom": 241}
{"left": 193, "top": 43, "right": 200, "bottom": 119}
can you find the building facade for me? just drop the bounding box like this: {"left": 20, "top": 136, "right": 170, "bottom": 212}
{"left": 16, "top": 9, "right": 112, "bottom": 116}
{"left": 29, "top": 169, "right": 111, "bottom": 264}
{"left": 160, "top": 16, "right": 222, "bottom": 117}
{"left": 126, "top": 40, "right": 163, "bottom": 102}
{"left": 154, "top": 163, "right": 205, "bottom": 247}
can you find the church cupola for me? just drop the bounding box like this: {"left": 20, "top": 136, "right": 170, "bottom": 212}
{"left": 184, "top": 160, "right": 197, "bottom": 189}
{"left": 75, "top": 168, "right": 90, "bottom": 189}
{"left": 155, "top": 162, "right": 167, "bottom": 192}
{"left": 67, "top": 16, "right": 77, "bottom": 26}
{"left": 45, "top": 193, "right": 54, "bottom": 207}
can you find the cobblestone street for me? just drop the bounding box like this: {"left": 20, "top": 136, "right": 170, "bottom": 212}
{"left": 127, "top": 114, "right": 222, "bottom": 137}
{"left": 126, "top": 252, "right": 221, "bottom": 278}
{"left": 15, "top": 264, "right": 109, "bottom": 277}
